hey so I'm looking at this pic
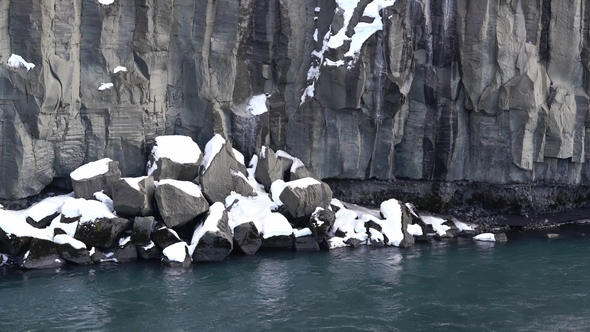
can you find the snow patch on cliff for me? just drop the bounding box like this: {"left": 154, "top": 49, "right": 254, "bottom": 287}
{"left": 7, "top": 54, "right": 35, "bottom": 71}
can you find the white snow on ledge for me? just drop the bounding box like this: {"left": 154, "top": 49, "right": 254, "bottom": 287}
{"left": 473, "top": 233, "right": 496, "bottom": 242}
{"left": 70, "top": 158, "right": 112, "bottom": 181}
{"left": 113, "top": 66, "right": 127, "bottom": 73}
{"left": 247, "top": 94, "right": 268, "bottom": 116}
{"left": 99, "top": 0, "right": 115, "bottom": 5}
{"left": 98, "top": 83, "right": 114, "bottom": 91}
{"left": 7, "top": 54, "right": 35, "bottom": 71}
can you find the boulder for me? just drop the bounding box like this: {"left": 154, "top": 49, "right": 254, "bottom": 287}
{"left": 367, "top": 228, "right": 385, "bottom": 247}
{"left": 200, "top": 134, "right": 255, "bottom": 203}
{"left": 544, "top": 233, "right": 561, "bottom": 239}
{"left": 279, "top": 178, "right": 333, "bottom": 218}
{"left": 74, "top": 217, "right": 131, "bottom": 248}
{"left": 112, "top": 176, "right": 155, "bottom": 217}
{"left": 26, "top": 212, "right": 60, "bottom": 229}
{"left": 191, "top": 203, "right": 233, "bottom": 262}
{"left": 293, "top": 228, "right": 319, "bottom": 251}
{"left": 232, "top": 222, "right": 262, "bottom": 255}
{"left": 345, "top": 237, "right": 364, "bottom": 248}
{"left": 0, "top": 229, "right": 31, "bottom": 256}
{"left": 112, "top": 236, "right": 138, "bottom": 262}
{"left": 25, "top": 194, "right": 73, "bottom": 229}
{"left": 378, "top": 199, "right": 415, "bottom": 248}
{"left": 154, "top": 179, "right": 209, "bottom": 228}
{"left": 54, "top": 234, "right": 92, "bottom": 265}
{"left": 151, "top": 223, "right": 182, "bottom": 250}
{"left": 162, "top": 242, "right": 192, "bottom": 268}
{"left": 131, "top": 216, "right": 156, "bottom": 246}
{"left": 70, "top": 158, "right": 121, "bottom": 199}
{"left": 255, "top": 146, "right": 286, "bottom": 190}
{"left": 146, "top": 135, "right": 203, "bottom": 181}
{"left": 308, "top": 207, "right": 335, "bottom": 248}
{"left": 19, "top": 239, "right": 66, "bottom": 269}
{"left": 137, "top": 241, "right": 161, "bottom": 259}
{"left": 261, "top": 213, "right": 294, "bottom": 248}
{"left": 495, "top": 233, "right": 508, "bottom": 242}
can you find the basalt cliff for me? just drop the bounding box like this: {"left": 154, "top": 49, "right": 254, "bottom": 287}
{"left": 1, "top": 0, "right": 590, "bottom": 215}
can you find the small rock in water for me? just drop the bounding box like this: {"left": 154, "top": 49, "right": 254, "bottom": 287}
{"left": 494, "top": 233, "right": 508, "bottom": 242}
{"left": 543, "top": 233, "right": 561, "bottom": 239}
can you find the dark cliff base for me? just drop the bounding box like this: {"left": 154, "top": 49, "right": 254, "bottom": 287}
{"left": 325, "top": 179, "right": 590, "bottom": 227}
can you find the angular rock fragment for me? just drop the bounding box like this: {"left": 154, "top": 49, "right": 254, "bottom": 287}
{"left": 131, "top": 216, "right": 156, "bottom": 246}
{"left": 200, "top": 134, "right": 255, "bottom": 203}
{"left": 151, "top": 223, "right": 182, "bottom": 250}
{"left": 54, "top": 234, "right": 92, "bottom": 265}
{"left": 70, "top": 158, "right": 121, "bottom": 199}
{"left": 255, "top": 146, "right": 286, "bottom": 190}
{"left": 146, "top": 135, "right": 203, "bottom": 181}
{"left": 155, "top": 179, "right": 209, "bottom": 228}
{"left": 293, "top": 228, "right": 319, "bottom": 252}
{"left": 112, "top": 176, "right": 155, "bottom": 217}
{"left": 19, "top": 238, "right": 65, "bottom": 269}
{"left": 137, "top": 241, "right": 161, "bottom": 259}
{"left": 232, "top": 221, "right": 261, "bottom": 255}
{"left": 279, "top": 178, "right": 333, "bottom": 218}
{"left": 261, "top": 213, "right": 294, "bottom": 248}
{"left": 162, "top": 242, "right": 192, "bottom": 268}
{"left": 190, "top": 203, "right": 233, "bottom": 262}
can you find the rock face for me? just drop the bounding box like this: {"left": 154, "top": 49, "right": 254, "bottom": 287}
{"left": 1, "top": 0, "right": 590, "bottom": 216}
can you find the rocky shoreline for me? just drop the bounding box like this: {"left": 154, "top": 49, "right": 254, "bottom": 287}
{"left": 0, "top": 134, "right": 586, "bottom": 271}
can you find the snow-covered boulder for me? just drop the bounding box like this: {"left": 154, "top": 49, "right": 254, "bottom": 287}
{"left": 293, "top": 228, "right": 319, "bottom": 252}
{"left": 232, "top": 221, "right": 261, "bottom": 255}
{"left": 19, "top": 239, "right": 65, "bottom": 269}
{"left": 113, "top": 176, "right": 155, "bottom": 217}
{"left": 308, "top": 207, "right": 335, "bottom": 247}
{"left": 162, "top": 242, "right": 191, "bottom": 268}
{"left": 54, "top": 234, "right": 92, "bottom": 265}
{"left": 0, "top": 209, "right": 53, "bottom": 255}
{"left": 154, "top": 179, "right": 209, "bottom": 228}
{"left": 261, "top": 213, "right": 294, "bottom": 248}
{"left": 151, "top": 223, "right": 182, "bottom": 250}
{"left": 279, "top": 178, "right": 332, "bottom": 218}
{"left": 255, "top": 146, "right": 287, "bottom": 190}
{"left": 378, "top": 199, "right": 415, "bottom": 247}
{"left": 25, "top": 194, "right": 72, "bottom": 229}
{"left": 70, "top": 158, "right": 121, "bottom": 199}
{"left": 146, "top": 135, "right": 203, "bottom": 181}
{"left": 131, "top": 216, "right": 156, "bottom": 246}
{"left": 200, "top": 134, "right": 255, "bottom": 203}
{"left": 190, "top": 203, "right": 233, "bottom": 262}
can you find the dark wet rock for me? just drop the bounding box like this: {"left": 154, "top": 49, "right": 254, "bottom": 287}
{"left": 345, "top": 237, "right": 364, "bottom": 248}
{"left": 74, "top": 217, "right": 131, "bottom": 248}
{"left": 191, "top": 205, "right": 233, "bottom": 262}
{"left": 367, "top": 229, "right": 385, "bottom": 247}
{"left": 137, "top": 241, "right": 161, "bottom": 259}
{"left": 112, "top": 177, "right": 155, "bottom": 217}
{"left": 458, "top": 229, "right": 478, "bottom": 238}
{"left": 151, "top": 223, "right": 182, "bottom": 250}
{"left": 262, "top": 234, "right": 294, "bottom": 249}
{"left": 70, "top": 159, "right": 121, "bottom": 199}
{"left": 232, "top": 222, "right": 262, "bottom": 255}
{"left": 19, "top": 239, "right": 65, "bottom": 269}
{"left": 279, "top": 178, "right": 333, "bottom": 218}
{"left": 131, "top": 216, "right": 156, "bottom": 246}
{"left": 494, "top": 233, "right": 509, "bottom": 242}
{"left": 112, "top": 237, "right": 138, "bottom": 263}
{"left": 154, "top": 180, "right": 209, "bottom": 228}
{"left": 294, "top": 234, "right": 320, "bottom": 252}
{"left": 308, "top": 207, "right": 335, "bottom": 248}
{"left": 200, "top": 135, "right": 255, "bottom": 203}
{"left": 0, "top": 229, "right": 31, "bottom": 256}
{"left": 54, "top": 235, "right": 92, "bottom": 265}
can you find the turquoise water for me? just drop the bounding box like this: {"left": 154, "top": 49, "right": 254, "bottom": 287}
{"left": 2, "top": 228, "right": 590, "bottom": 331}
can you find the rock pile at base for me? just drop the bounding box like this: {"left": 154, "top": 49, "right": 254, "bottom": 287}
{"left": 0, "top": 136, "right": 495, "bottom": 270}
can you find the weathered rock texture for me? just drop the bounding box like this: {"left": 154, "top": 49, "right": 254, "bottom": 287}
{"left": 1, "top": 0, "right": 590, "bottom": 210}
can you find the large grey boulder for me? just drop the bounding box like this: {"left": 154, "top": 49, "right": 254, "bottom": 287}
{"left": 112, "top": 176, "right": 155, "bottom": 217}
{"left": 200, "top": 134, "right": 255, "bottom": 203}
{"left": 131, "top": 216, "right": 156, "bottom": 246}
{"left": 191, "top": 203, "right": 233, "bottom": 262}
{"left": 255, "top": 146, "right": 286, "bottom": 190}
{"left": 74, "top": 217, "right": 131, "bottom": 248}
{"left": 279, "top": 178, "right": 333, "bottom": 218}
{"left": 70, "top": 159, "right": 122, "bottom": 199}
{"left": 19, "top": 239, "right": 66, "bottom": 269}
{"left": 54, "top": 234, "right": 93, "bottom": 265}
{"left": 146, "top": 135, "right": 203, "bottom": 181}
{"left": 232, "top": 222, "right": 262, "bottom": 255}
{"left": 154, "top": 179, "right": 209, "bottom": 228}
{"left": 151, "top": 223, "right": 183, "bottom": 250}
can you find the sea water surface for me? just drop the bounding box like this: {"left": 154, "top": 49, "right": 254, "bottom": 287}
{"left": 2, "top": 227, "right": 590, "bottom": 331}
